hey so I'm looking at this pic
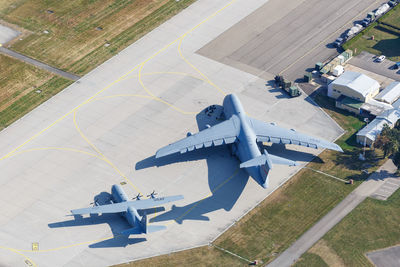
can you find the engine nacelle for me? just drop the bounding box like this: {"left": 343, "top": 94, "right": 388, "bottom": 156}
{"left": 187, "top": 132, "right": 192, "bottom": 137}
{"left": 205, "top": 124, "right": 211, "bottom": 129}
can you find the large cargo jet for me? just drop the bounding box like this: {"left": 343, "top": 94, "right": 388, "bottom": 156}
{"left": 156, "top": 94, "right": 342, "bottom": 188}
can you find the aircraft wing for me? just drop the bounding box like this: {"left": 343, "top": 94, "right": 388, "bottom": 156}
{"left": 71, "top": 195, "right": 184, "bottom": 215}
{"left": 250, "top": 118, "right": 343, "bottom": 152}
{"left": 156, "top": 117, "right": 239, "bottom": 158}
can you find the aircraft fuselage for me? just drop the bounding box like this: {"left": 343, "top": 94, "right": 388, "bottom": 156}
{"left": 223, "top": 94, "right": 269, "bottom": 188}
{"left": 111, "top": 184, "right": 141, "bottom": 229}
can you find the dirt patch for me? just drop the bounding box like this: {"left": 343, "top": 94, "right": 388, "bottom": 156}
{"left": 309, "top": 240, "right": 345, "bottom": 267}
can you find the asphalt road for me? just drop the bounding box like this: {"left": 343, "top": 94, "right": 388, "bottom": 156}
{"left": 349, "top": 51, "right": 400, "bottom": 80}
{"left": 267, "top": 159, "right": 399, "bottom": 267}
{"left": 198, "top": 0, "right": 389, "bottom": 81}
{"left": 0, "top": 47, "right": 80, "bottom": 81}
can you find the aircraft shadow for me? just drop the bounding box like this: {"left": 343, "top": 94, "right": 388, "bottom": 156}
{"left": 137, "top": 105, "right": 249, "bottom": 224}
{"left": 264, "top": 143, "right": 320, "bottom": 163}
{"left": 48, "top": 192, "right": 164, "bottom": 248}
{"left": 137, "top": 105, "right": 318, "bottom": 225}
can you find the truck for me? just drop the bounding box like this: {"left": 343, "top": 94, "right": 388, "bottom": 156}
{"left": 274, "top": 75, "right": 302, "bottom": 97}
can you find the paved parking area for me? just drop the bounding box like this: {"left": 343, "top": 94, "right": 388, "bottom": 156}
{"left": 0, "top": 1, "right": 343, "bottom": 266}
{"left": 367, "top": 245, "right": 400, "bottom": 267}
{"left": 349, "top": 51, "right": 400, "bottom": 81}
{"left": 0, "top": 24, "right": 20, "bottom": 44}
{"left": 370, "top": 177, "right": 400, "bottom": 200}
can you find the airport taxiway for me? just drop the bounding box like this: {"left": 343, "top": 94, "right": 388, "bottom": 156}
{"left": 0, "top": 0, "right": 343, "bottom": 266}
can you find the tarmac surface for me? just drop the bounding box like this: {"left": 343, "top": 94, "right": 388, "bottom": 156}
{"left": 198, "top": 0, "right": 389, "bottom": 81}
{"left": 0, "top": 1, "right": 343, "bottom": 266}
{"left": 268, "top": 159, "right": 399, "bottom": 267}
{"left": 0, "top": 24, "right": 20, "bottom": 44}
{"left": 367, "top": 245, "right": 400, "bottom": 267}
{"left": 349, "top": 51, "right": 400, "bottom": 81}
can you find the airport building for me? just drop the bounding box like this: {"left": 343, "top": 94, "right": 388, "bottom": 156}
{"left": 356, "top": 108, "right": 400, "bottom": 147}
{"left": 328, "top": 71, "right": 380, "bottom": 102}
{"left": 375, "top": 81, "right": 400, "bottom": 104}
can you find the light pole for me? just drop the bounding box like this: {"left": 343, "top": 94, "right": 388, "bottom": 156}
{"left": 360, "top": 117, "right": 369, "bottom": 161}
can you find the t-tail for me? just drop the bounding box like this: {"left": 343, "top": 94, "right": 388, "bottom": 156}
{"left": 240, "top": 149, "right": 298, "bottom": 188}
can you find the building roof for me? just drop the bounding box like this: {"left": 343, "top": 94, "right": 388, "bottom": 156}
{"left": 357, "top": 108, "right": 400, "bottom": 142}
{"left": 362, "top": 98, "right": 393, "bottom": 116}
{"left": 332, "top": 71, "right": 379, "bottom": 97}
{"left": 393, "top": 97, "right": 400, "bottom": 109}
{"left": 375, "top": 81, "right": 400, "bottom": 104}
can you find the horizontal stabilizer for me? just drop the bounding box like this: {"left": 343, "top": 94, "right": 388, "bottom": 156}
{"left": 120, "top": 225, "right": 166, "bottom": 235}
{"left": 120, "top": 227, "right": 143, "bottom": 236}
{"left": 269, "top": 154, "right": 298, "bottom": 166}
{"left": 240, "top": 154, "right": 267, "bottom": 168}
{"left": 240, "top": 151, "right": 298, "bottom": 169}
{"left": 146, "top": 225, "right": 167, "bottom": 234}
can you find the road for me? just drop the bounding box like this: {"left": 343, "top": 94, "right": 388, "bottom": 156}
{"left": 0, "top": 47, "right": 80, "bottom": 81}
{"left": 198, "top": 0, "right": 388, "bottom": 81}
{"left": 267, "top": 159, "right": 399, "bottom": 267}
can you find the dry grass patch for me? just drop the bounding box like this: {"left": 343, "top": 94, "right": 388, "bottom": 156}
{"left": 114, "top": 246, "right": 243, "bottom": 267}
{"left": 0, "top": 76, "right": 72, "bottom": 130}
{"left": 0, "top": 54, "right": 53, "bottom": 111}
{"left": 309, "top": 240, "right": 345, "bottom": 267}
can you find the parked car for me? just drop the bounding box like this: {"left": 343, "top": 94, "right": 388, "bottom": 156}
{"left": 333, "top": 37, "right": 344, "bottom": 48}
{"left": 376, "top": 55, "right": 386, "bottom": 62}
{"left": 361, "top": 18, "right": 371, "bottom": 27}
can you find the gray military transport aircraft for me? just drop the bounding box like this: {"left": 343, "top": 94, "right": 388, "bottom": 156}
{"left": 156, "top": 94, "right": 343, "bottom": 188}
{"left": 71, "top": 184, "right": 183, "bottom": 235}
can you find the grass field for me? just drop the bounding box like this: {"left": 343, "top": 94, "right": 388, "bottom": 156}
{"left": 1, "top": 0, "right": 195, "bottom": 74}
{"left": 343, "top": 4, "right": 400, "bottom": 61}
{"left": 294, "top": 252, "right": 328, "bottom": 267}
{"left": 0, "top": 76, "right": 72, "bottom": 130}
{"left": 296, "top": 185, "right": 400, "bottom": 266}
{"left": 380, "top": 3, "right": 400, "bottom": 29}
{"left": 0, "top": 54, "right": 53, "bottom": 112}
{"left": 115, "top": 93, "right": 386, "bottom": 266}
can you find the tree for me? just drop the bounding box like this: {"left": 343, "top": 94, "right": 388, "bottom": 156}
{"left": 394, "top": 119, "right": 400, "bottom": 130}
{"left": 375, "top": 123, "right": 400, "bottom": 169}
{"left": 375, "top": 124, "right": 400, "bottom": 158}
{"left": 375, "top": 134, "right": 394, "bottom": 158}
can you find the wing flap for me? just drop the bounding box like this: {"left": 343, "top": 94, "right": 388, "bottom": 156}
{"left": 251, "top": 118, "right": 343, "bottom": 152}
{"left": 156, "top": 117, "right": 239, "bottom": 158}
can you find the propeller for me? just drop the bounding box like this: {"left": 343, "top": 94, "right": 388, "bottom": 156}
{"left": 147, "top": 190, "right": 158, "bottom": 199}
{"left": 133, "top": 193, "right": 143, "bottom": 200}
